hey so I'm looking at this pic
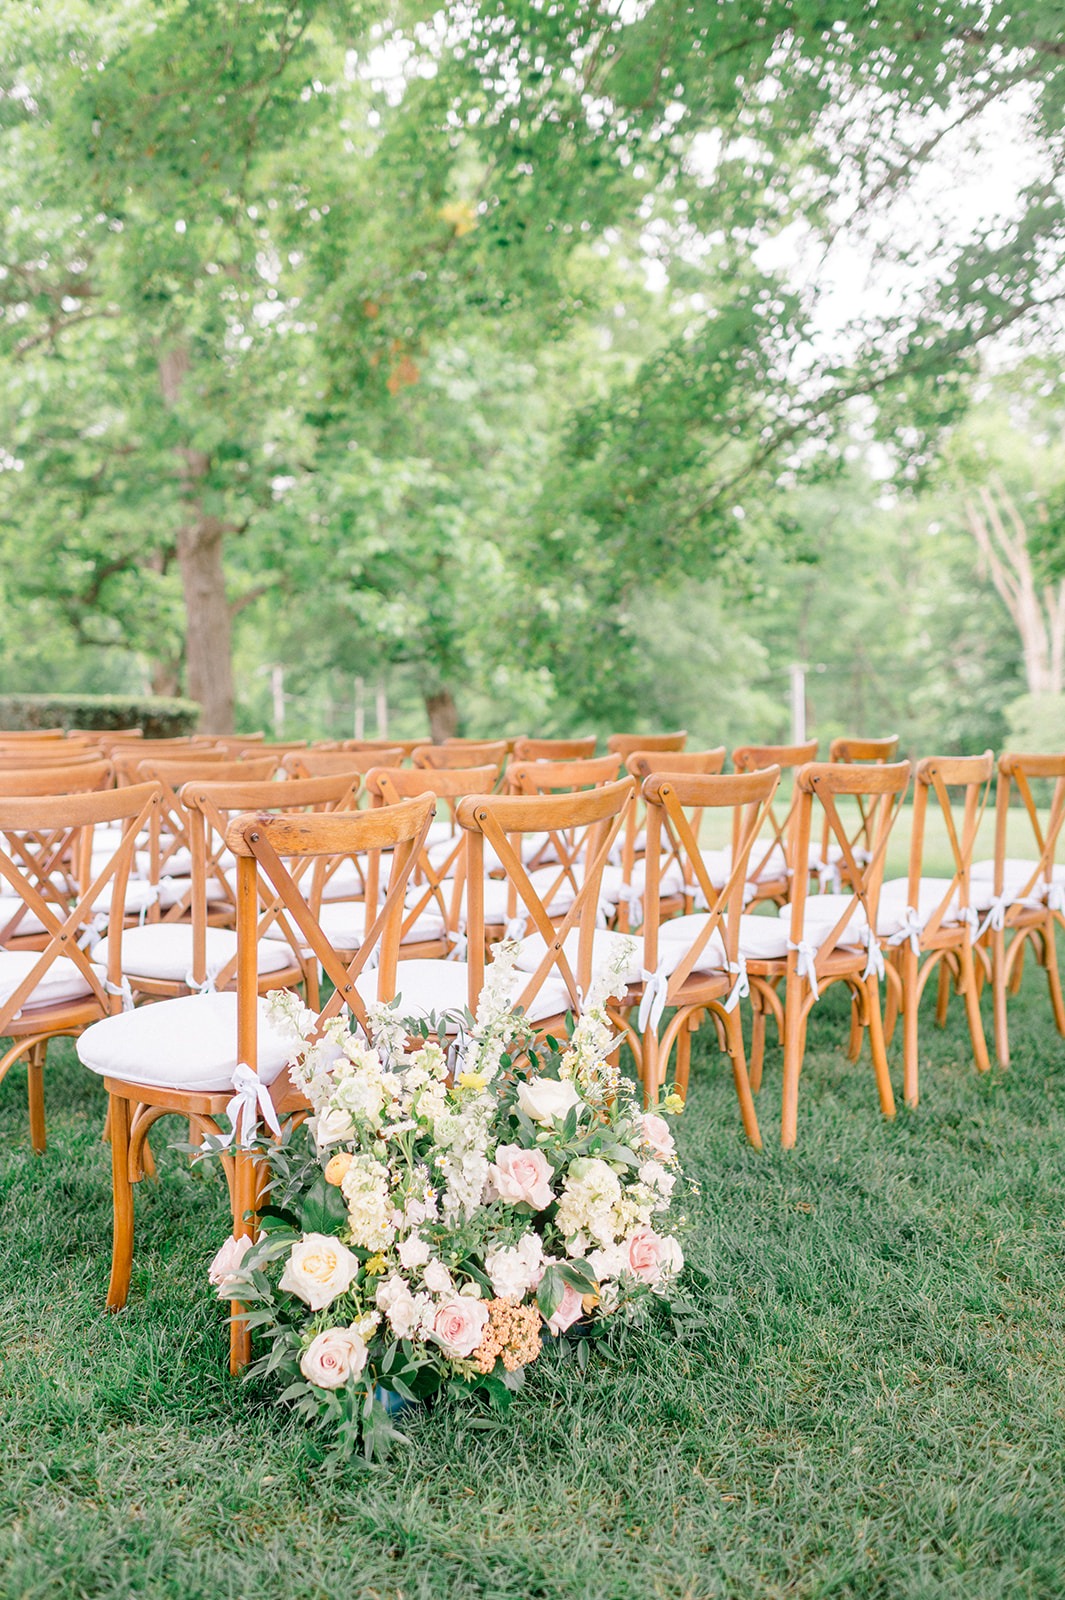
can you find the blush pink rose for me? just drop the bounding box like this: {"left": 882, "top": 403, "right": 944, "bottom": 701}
{"left": 208, "top": 1233, "right": 253, "bottom": 1296}
{"left": 546, "top": 1280, "right": 585, "bottom": 1336}
{"left": 430, "top": 1296, "right": 491, "bottom": 1359}
{"left": 627, "top": 1227, "right": 668, "bottom": 1283}
{"left": 299, "top": 1326, "right": 369, "bottom": 1389}
{"left": 488, "top": 1144, "right": 555, "bottom": 1210}
{"left": 641, "top": 1113, "right": 675, "bottom": 1161}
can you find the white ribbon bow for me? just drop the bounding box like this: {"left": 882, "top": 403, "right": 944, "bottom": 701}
{"left": 447, "top": 928, "right": 468, "bottom": 962}
{"left": 638, "top": 962, "right": 670, "bottom": 1033}
{"left": 976, "top": 894, "right": 1010, "bottom": 939}
{"left": 138, "top": 884, "right": 161, "bottom": 926}
{"left": 105, "top": 975, "right": 135, "bottom": 1012}
{"left": 723, "top": 954, "right": 749, "bottom": 1012}
{"left": 221, "top": 1061, "right": 282, "bottom": 1149}
{"left": 184, "top": 968, "right": 219, "bottom": 995}
{"left": 862, "top": 926, "right": 885, "bottom": 981}
{"left": 788, "top": 938, "right": 820, "bottom": 1001}
{"left": 78, "top": 912, "right": 110, "bottom": 952}
{"left": 618, "top": 882, "right": 643, "bottom": 928}
{"left": 1046, "top": 881, "right": 1065, "bottom": 917}
{"left": 504, "top": 915, "right": 528, "bottom": 941}
{"left": 813, "top": 858, "right": 841, "bottom": 894}
{"left": 887, "top": 906, "right": 923, "bottom": 957}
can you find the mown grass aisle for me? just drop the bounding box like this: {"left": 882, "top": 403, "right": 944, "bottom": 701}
{"left": 2, "top": 977, "right": 1063, "bottom": 1600}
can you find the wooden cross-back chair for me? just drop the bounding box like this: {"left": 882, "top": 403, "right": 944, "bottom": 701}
{"left": 878, "top": 752, "right": 993, "bottom": 1106}
{"left": 753, "top": 760, "right": 911, "bottom": 1148}
{"left": 970, "top": 752, "right": 1065, "bottom": 1067}
{"left": 511, "top": 736, "right": 598, "bottom": 762}
{"left": 93, "top": 772, "right": 360, "bottom": 1004}
{"left": 134, "top": 755, "right": 279, "bottom": 919}
{"left": 281, "top": 747, "right": 405, "bottom": 780}
{"left": 0, "top": 761, "right": 117, "bottom": 950}
{"left": 0, "top": 747, "right": 106, "bottom": 770}
{"left": 78, "top": 793, "right": 435, "bottom": 1374}
{"left": 364, "top": 764, "right": 500, "bottom": 960}
{"left": 607, "top": 730, "right": 687, "bottom": 763}
{"left": 625, "top": 766, "right": 781, "bottom": 1143}
{"left": 413, "top": 741, "right": 508, "bottom": 775}
{"left": 822, "top": 735, "right": 902, "bottom": 889}
{"left": 460, "top": 776, "right": 637, "bottom": 1035}
{"left": 0, "top": 782, "right": 161, "bottom": 1151}
{"left": 611, "top": 748, "right": 729, "bottom": 934}
{"left": 502, "top": 753, "right": 622, "bottom": 882}
{"left": 731, "top": 740, "right": 819, "bottom": 904}
{"left": 339, "top": 737, "right": 423, "bottom": 758}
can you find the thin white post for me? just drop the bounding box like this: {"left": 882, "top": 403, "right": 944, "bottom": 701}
{"left": 270, "top": 664, "right": 285, "bottom": 738}
{"left": 354, "top": 676, "right": 365, "bottom": 741}
{"left": 789, "top": 662, "right": 807, "bottom": 746}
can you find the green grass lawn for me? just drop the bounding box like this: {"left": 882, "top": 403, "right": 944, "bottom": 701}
{"left": 2, "top": 973, "right": 1064, "bottom": 1600}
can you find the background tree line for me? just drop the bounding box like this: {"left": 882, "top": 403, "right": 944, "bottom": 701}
{"left": 0, "top": 0, "right": 1063, "bottom": 747}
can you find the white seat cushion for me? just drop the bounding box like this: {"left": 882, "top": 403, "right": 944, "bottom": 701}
{"left": 155, "top": 875, "right": 230, "bottom": 911}
{"left": 262, "top": 900, "right": 447, "bottom": 950}
{"left": 440, "top": 870, "right": 614, "bottom": 926}
{"left": 0, "top": 950, "right": 95, "bottom": 1011}
{"left": 780, "top": 893, "right": 869, "bottom": 948}
{"left": 76, "top": 992, "right": 294, "bottom": 1092}
{"left": 0, "top": 894, "right": 48, "bottom": 936}
{"left": 512, "top": 928, "right": 642, "bottom": 986}
{"left": 659, "top": 912, "right": 789, "bottom": 972}
{"left": 358, "top": 959, "right": 575, "bottom": 1030}
{"left": 90, "top": 880, "right": 161, "bottom": 918}
{"left": 93, "top": 925, "right": 295, "bottom": 983}
{"left": 876, "top": 877, "right": 965, "bottom": 937}
{"left": 319, "top": 855, "right": 394, "bottom": 901}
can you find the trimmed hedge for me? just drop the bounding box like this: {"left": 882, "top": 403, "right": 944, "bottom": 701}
{"left": 0, "top": 694, "right": 201, "bottom": 738}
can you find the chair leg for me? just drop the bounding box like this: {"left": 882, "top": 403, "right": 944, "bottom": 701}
{"left": 883, "top": 964, "right": 899, "bottom": 1044}
{"left": 780, "top": 975, "right": 806, "bottom": 1150}
{"left": 723, "top": 1007, "right": 761, "bottom": 1150}
{"left": 959, "top": 940, "right": 990, "bottom": 1075}
{"left": 934, "top": 958, "right": 952, "bottom": 1027}
{"left": 228, "top": 1147, "right": 260, "bottom": 1375}
{"left": 106, "top": 1093, "right": 135, "bottom": 1312}
{"left": 991, "top": 929, "right": 1010, "bottom": 1068}
{"left": 1009, "top": 935, "right": 1025, "bottom": 995}
{"left": 26, "top": 1040, "right": 47, "bottom": 1155}
{"left": 1044, "top": 919, "right": 1065, "bottom": 1038}
{"left": 675, "top": 1017, "right": 693, "bottom": 1101}
{"left": 901, "top": 946, "right": 919, "bottom": 1109}
{"left": 866, "top": 974, "right": 896, "bottom": 1120}
{"left": 749, "top": 1001, "right": 766, "bottom": 1095}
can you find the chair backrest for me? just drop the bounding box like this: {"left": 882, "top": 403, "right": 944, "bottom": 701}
{"left": 829, "top": 735, "right": 900, "bottom": 763}
{"left": 137, "top": 755, "right": 280, "bottom": 912}
{"left": 0, "top": 748, "right": 106, "bottom": 769}
{"left": 0, "top": 761, "right": 115, "bottom": 795}
{"left": 990, "top": 752, "right": 1065, "bottom": 908}
{"left": 0, "top": 782, "right": 162, "bottom": 1024}
{"left": 510, "top": 736, "right": 598, "bottom": 762}
{"left": 505, "top": 753, "right": 622, "bottom": 794}
{"left": 607, "top": 730, "right": 687, "bottom": 761}
{"left": 229, "top": 794, "right": 437, "bottom": 1099}
{"left": 787, "top": 760, "right": 911, "bottom": 977}
{"left": 457, "top": 777, "right": 636, "bottom": 1016}
{"left": 731, "top": 740, "right": 819, "bottom": 895}
{"left": 613, "top": 748, "right": 730, "bottom": 929}
{"left": 339, "top": 737, "right": 423, "bottom": 758}
{"left": 365, "top": 765, "right": 499, "bottom": 933}
{"left": 282, "top": 747, "right": 405, "bottom": 780}
{"left": 413, "top": 741, "right": 508, "bottom": 773}
{"left": 626, "top": 748, "right": 727, "bottom": 781}
{"left": 180, "top": 772, "right": 362, "bottom": 990}
{"left": 640, "top": 766, "right": 781, "bottom": 994}
{"left": 0, "top": 728, "right": 69, "bottom": 741}
{"left": 905, "top": 752, "right": 994, "bottom": 940}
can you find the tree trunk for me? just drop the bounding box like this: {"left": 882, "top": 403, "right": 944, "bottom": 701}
{"left": 158, "top": 344, "right": 236, "bottom": 732}
{"left": 425, "top": 687, "right": 459, "bottom": 742}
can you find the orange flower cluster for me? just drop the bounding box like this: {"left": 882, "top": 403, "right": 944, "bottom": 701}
{"left": 473, "top": 1298, "right": 543, "bottom": 1374}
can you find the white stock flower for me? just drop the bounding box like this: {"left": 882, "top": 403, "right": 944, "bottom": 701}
{"left": 340, "top": 1154, "right": 394, "bottom": 1250}
{"left": 555, "top": 1157, "right": 624, "bottom": 1247}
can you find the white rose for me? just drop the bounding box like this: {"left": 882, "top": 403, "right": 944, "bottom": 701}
{"left": 397, "top": 1234, "right": 431, "bottom": 1270}
{"left": 517, "top": 1076, "right": 582, "bottom": 1126}
{"left": 299, "top": 1326, "right": 369, "bottom": 1389}
{"left": 314, "top": 1105, "right": 356, "bottom": 1148}
{"left": 485, "top": 1245, "right": 532, "bottom": 1301}
{"left": 207, "top": 1233, "right": 253, "bottom": 1296}
{"left": 423, "top": 1258, "right": 453, "bottom": 1295}
{"left": 658, "top": 1235, "right": 684, "bottom": 1279}
{"left": 279, "top": 1234, "right": 361, "bottom": 1311}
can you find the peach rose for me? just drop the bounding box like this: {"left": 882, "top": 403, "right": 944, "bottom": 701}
{"left": 430, "top": 1296, "right": 491, "bottom": 1359}
{"left": 280, "top": 1233, "right": 361, "bottom": 1311}
{"left": 488, "top": 1144, "right": 555, "bottom": 1210}
{"left": 208, "top": 1233, "right": 253, "bottom": 1296}
{"left": 641, "top": 1113, "right": 675, "bottom": 1161}
{"left": 546, "top": 1280, "right": 585, "bottom": 1336}
{"left": 299, "top": 1326, "right": 369, "bottom": 1389}
{"left": 324, "top": 1152, "right": 354, "bottom": 1187}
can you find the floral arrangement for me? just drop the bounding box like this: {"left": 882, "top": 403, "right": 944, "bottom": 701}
{"left": 208, "top": 943, "right": 688, "bottom": 1460}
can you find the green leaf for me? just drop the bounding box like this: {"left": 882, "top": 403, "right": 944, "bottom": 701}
{"left": 537, "top": 1265, "right": 565, "bottom": 1321}
{"left": 298, "top": 1173, "right": 348, "bottom": 1237}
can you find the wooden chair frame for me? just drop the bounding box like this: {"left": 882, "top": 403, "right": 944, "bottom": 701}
{"left": 511, "top": 736, "right": 598, "bottom": 762}
{"left": 732, "top": 741, "right": 819, "bottom": 904}
{"left": 823, "top": 735, "right": 902, "bottom": 887}
{"left": 607, "top": 731, "right": 687, "bottom": 763}
{"left": 614, "top": 748, "right": 728, "bottom": 933}
{"left": 413, "top": 741, "right": 508, "bottom": 774}
{"left": 0, "top": 782, "right": 161, "bottom": 1150}
{"left": 881, "top": 752, "right": 992, "bottom": 1105}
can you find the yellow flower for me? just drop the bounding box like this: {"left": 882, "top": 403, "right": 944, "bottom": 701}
{"left": 661, "top": 1093, "right": 685, "bottom": 1116}
{"left": 324, "top": 1151, "right": 354, "bottom": 1186}
{"left": 439, "top": 199, "right": 477, "bottom": 236}
{"left": 457, "top": 1071, "right": 487, "bottom": 1091}
{"left": 363, "top": 1253, "right": 388, "bottom": 1276}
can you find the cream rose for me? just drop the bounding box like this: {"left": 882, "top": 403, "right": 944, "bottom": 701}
{"left": 299, "top": 1326, "right": 369, "bottom": 1389}
{"left": 517, "top": 1076, "right": 581, "bottom": 1126}
{"left": 280, "top": 1233, "right": 361, "bottom": 1311}
{"left": 423, "top": 1258, "right": 453, "bottom": 1295}
{"left": 208, "top": 1233, "right": 253, "bottom": 1296}
{"left": 488, "top": 1144, "right": 555, "bottom": 1209}
{"left": 641, "top": 1113, "right": 676, "bottom": 1161}
{"left": 430, "top": 1296, "right": 491, "bottom": 1359}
